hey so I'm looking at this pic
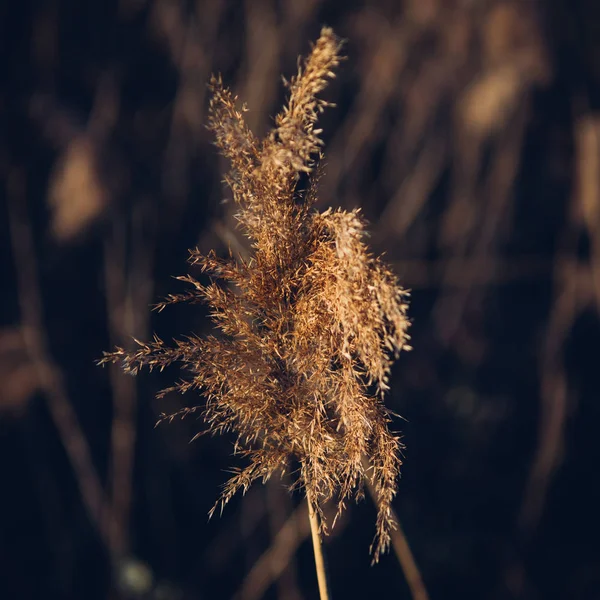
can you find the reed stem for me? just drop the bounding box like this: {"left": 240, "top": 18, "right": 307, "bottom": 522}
{"left": 307, "top": 492, "right": 330, "bottom": 600}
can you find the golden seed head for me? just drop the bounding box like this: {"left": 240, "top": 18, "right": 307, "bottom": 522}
{"left": 100, "top": 27, "right": 410, "bottom": 561}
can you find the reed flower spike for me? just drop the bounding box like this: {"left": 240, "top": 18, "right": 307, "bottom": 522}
{"left": 100, "top": 27, "right": 411, "bottom": 561}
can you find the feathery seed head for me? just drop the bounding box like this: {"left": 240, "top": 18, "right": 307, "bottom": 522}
{"left": 100, "top": 27, "right": 410, "bottom": 561}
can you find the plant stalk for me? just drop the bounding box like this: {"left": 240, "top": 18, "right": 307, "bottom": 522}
{"left": 307, "top": 492, "right": 330, "bottom": 600}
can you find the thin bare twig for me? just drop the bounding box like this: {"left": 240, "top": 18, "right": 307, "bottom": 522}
{"left": 6, "top": 168, "right": 122, "bottom": 557}
{"left": 234, "top": 501, "right": 310, "bottom": 600}
{"left": 362, "top": 456, "right": 429, "bottom": 600}
{"left": 103, "top": 221, "right": 135, "bottom": 554}
{"left": 266, "top": 479, "right": 302, "bottom": 600}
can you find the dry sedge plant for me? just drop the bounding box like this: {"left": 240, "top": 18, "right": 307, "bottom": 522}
{"left": 100, "top": 26, "right": 411, "bottom": 583}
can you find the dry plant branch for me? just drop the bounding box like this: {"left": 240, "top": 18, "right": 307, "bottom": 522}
{"left": 518, "top": 108, "right": 600, "bottom": 542}
{"left": 7, "top": 169, "right": 122, "bottom": 557}
{"left": 506, "top": 108, "right": 600, "bottom": 596}
{"left": 386, "top": 519, "right": 429, "bottom": 600}
{"left": 234, "top": 501, "right": 310, "bottom": 600}
{"left": 100, "top": 29, "right": 411, "bottom": 585}
{"left": 103, "top": 219, "right": 131, "bottom": 549}
{"left": 363, "top": 456, "right": 429, "bottom": 600}
{"left": 517, "top": 110, "right": 599, "bottom": 539}
{"left": 435, "top": 101, "right": 529, "bottom": 345}
{"left": 519, "top": 259, "right": 575, "bottom": 536}
{"left": 266, "top": 478, "right": 302, "bottom": 599}
{"left": 153, "top": 0, "right": 224, "bottom": 222}
{"left": 204, "top": 486, "right": 268, "bottom": 571}
{"left": 103, "top": 202, "right": 155, "bottom": 554}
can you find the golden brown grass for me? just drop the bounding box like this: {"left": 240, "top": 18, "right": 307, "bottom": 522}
{"left": 100, "top": 26, "right": 411, "bottom": 564}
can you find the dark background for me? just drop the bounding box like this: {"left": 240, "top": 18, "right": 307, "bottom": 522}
{"left": 2, "top": 0, "right": 600, "bottom": 599}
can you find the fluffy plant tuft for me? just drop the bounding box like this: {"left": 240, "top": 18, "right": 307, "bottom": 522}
{"left": 100, "top": 27, "right": 411, "bottom": 560}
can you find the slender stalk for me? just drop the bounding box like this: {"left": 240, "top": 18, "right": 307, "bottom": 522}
{"left": 8, "top": 170, "right": 121, "bottom": 556}
{"left": 306, "top": 492, "right": 330, "bottom": 600}
{"left": 361, "top": 456, "right": 429, "bottom": 600}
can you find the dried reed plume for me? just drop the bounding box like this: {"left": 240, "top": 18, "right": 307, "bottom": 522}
{"left": 100, "top": 27, "right": 411, "bottom": 561}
